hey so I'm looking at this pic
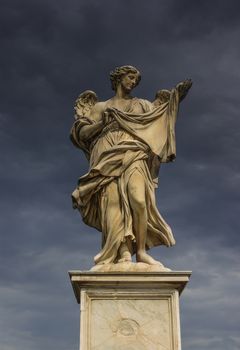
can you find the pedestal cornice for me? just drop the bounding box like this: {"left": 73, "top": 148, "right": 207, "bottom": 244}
{"left": 69, "top": 270, "right": 191, "bottom": 304}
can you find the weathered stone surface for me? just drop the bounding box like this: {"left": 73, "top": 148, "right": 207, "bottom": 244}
{"left": 91, "top": 298, "right": 171, "bottom": 350}
{"left": 90, "top": 261, "right": 171, "bottom": 272}
{"left": 69, "top": 271, "right": 191, "bottom": 350}
{"left": 70, "top": 66, "right": 192, "bottom": 266}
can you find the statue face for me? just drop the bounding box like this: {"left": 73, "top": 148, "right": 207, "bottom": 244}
{"left": 120, "top": 72, "right": 138, "bottom": 92}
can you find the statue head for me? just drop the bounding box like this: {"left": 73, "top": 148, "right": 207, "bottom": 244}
{"left": 110, "top": 65, "right": 141, "bottom": 92}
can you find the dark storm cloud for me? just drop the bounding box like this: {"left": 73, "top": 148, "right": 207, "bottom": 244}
{"left": 0, "top": 1, "right": 240, "bottom": 350}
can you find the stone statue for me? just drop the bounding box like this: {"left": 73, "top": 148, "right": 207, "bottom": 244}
{"left": 70, "top": 65, "right": 192, "bottom": 269}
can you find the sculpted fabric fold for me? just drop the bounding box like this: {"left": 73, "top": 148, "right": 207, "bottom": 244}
{"left": 71, "top": 90, "right": 179, "bottom": 264}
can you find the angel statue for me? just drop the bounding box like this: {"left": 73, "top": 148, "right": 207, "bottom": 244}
{"left": 70, "top": 65, "right": 192, "bottom": 270}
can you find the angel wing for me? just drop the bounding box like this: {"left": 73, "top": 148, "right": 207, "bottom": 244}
{"left": 152, "top": 89, "right": 171, "bottom": 107}
{"left": 74, "top": 90, "right": 98, "bottom": 120}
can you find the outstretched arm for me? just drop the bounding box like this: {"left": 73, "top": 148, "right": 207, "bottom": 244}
{"left": 176, "top": 79, "right": 193, "bottom": 102}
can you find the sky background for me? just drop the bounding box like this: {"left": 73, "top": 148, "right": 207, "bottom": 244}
{"left": 0, "top": 0, "right": 240, "bottom": 349}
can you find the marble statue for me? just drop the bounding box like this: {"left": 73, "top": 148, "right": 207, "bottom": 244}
{"left": 70, "top": 65, "right": 192, "bottom": 268}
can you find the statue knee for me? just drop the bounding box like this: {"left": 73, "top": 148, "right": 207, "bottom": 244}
{"left": 131, "top": 195, "right": 146, "bottom": 213}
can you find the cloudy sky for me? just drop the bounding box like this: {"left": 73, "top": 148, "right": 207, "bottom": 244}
{"left": 0, "top": 0, "right": 240, "bottom": 349}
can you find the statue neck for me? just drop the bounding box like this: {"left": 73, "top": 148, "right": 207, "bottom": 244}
{"left": 115, "top": 85, "right": 131, "bottom": 99}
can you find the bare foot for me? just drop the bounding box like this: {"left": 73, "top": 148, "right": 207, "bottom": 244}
{"left": 118, "top": 242, "right": 132, "bottom": 263}
{"left": 118, "top": 251, "right": 132, "bottom": 263}
{"left": 136, "top": 251, "right": 163, "bottom": 266}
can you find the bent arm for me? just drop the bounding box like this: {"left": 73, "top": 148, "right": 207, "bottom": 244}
{"left": 79, "top": 121, "right": 103, "bottom": 141}
{"left": 79, "top": 102, "right": 106, "bottom": 141}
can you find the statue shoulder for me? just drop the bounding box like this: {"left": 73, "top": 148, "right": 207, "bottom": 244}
{"left": 90, "top": 101, "right": 106, "bottom": 113}
{"left": 133, "top": 97, "right": 153, "bottom": 112}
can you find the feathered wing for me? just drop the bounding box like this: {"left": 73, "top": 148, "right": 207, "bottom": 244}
{"left": 71, "top": 90, "right": 98, "bottom": 158}
{"left": 74, "top": 90, "right": 98, "bottom": 120}
{"left": 152, "top": 89, "right": 171, "bottom": 107}
{"left": 153, "top": 79, "right": 192, "bottom": 106}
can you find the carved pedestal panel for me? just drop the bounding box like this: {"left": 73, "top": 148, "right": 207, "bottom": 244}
{"left": 69, "top": 271, "right": 191, "bottom": 350}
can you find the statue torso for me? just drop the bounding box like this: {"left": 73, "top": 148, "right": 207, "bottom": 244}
{"left": 91, "top": 97, "right": 153, "bottom": 124}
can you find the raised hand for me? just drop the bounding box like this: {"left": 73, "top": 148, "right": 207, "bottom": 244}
{"left": 103, "top": 108, "right": 114, "bottom": 125}
{"left": 176, "top": 79, "right": 193, "bottom": 101}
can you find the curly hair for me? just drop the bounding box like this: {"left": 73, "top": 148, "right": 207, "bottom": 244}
{"left": 110, "top": 65, "right": 141, "bottom": 91}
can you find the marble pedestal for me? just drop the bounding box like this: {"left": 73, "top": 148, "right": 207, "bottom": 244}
{"left": 69, "top": 271, "right": 191, "bottom": 350}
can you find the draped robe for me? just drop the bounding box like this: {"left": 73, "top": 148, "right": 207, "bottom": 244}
{"left": 71, "top": 88, "right": 180, "bottom": 264}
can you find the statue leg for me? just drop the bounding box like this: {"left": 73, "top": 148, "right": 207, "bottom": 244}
{"left": 104, "top": 181, "right": 132, "bottom": 263}
{"left": 95, "top": 180, "right": 132, "bottom": 264}
{"left": 118, "top": 241, "right": 132, "bottom": 263}
{"left": 128, "top": 170, "right": 161, "bottom": 265}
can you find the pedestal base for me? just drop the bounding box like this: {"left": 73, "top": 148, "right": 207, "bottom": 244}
{"left": 69, "top": 271, "right": 191, "bottom": 350}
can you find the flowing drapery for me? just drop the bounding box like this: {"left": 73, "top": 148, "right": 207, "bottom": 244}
{"left": 71, "top": 88, "right": 179, "bottom": 264}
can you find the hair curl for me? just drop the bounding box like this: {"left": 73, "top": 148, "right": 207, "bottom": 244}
{"left": 110, "top": 65, "right": 141, "bottom": 91}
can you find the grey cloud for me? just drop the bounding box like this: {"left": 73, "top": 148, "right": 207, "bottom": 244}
{"left": 1, "top": 0, "right": 240, "bottom": 349}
